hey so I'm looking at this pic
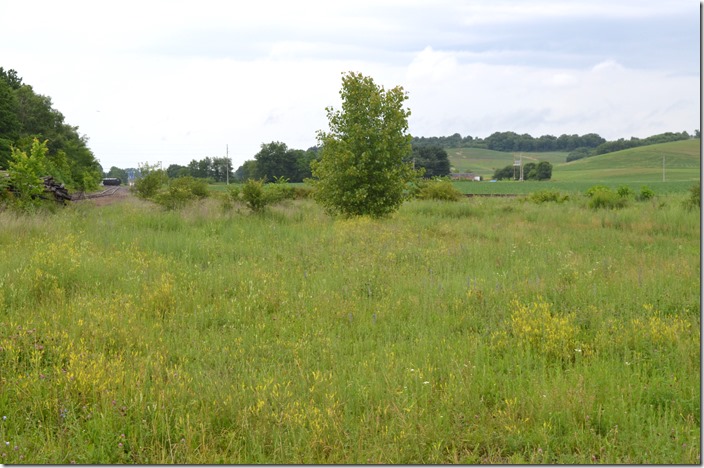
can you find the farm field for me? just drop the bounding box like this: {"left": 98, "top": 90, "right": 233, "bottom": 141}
{"left": 0, "top": 191, "right": 699, "bottom": 463}
{"left": 446, "top": 139, "right": 700, "bottom": 183}
{"left": 446, "top": 148, "right": 569, "bottom": 177}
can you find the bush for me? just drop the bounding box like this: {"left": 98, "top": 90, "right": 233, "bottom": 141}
{"left": 265, "top": 176, "right": 295, "bottom": 203}
{"left": 292, "top": 186, "right": 313, "bottom": 199}
{"left": 529, "top": 189, "right": 568, "bottom": 204}
{"left": 153, "top": 176, "right": 209, "bottom": 210}
{"left": 588, "top": 187, "right": 628, "bottom": 210}
{"left": 617, "top": 185, "right": 633, "bottom": 198}
{"left": 416, "top": 178, "right": 463, "bottom": 201}
{"left": 133, "top": 164, "right": 168, "bottom": 199}
{"left": 241, "top": 178, "right": 269, "bottom": 212}
{"left": 636, "top": 186, "right": 655, "bottom": 201}
{"left": 6, "top": 139, "right": 50, "bottom": 212}
{"left": 585, "top": 185, "right": 610, "bottom": 198}
{"left": 683, "top": 181, "right": 700, "bottom": 210}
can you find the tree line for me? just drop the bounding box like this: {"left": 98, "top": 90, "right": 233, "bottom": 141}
{"left": 0, "top": 68, "right": 102, "bottom": 191}
{"left": 413, "top": 129, "right": 697, "bottom": 162}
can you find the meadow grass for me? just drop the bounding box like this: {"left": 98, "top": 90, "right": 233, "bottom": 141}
{"left": 453, "top": 179, "right": 696, "bottom": 195}
{"left": 0, "top": 193, "right": 699, "bottom": 463}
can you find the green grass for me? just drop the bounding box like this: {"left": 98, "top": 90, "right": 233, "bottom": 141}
{"left": 0, "top": 194, "right": 699, "bottom": 463}
{"left": 453, "top": 180, "right": 697, "bottom": 195}
{"left": 446, "top": 148, "right": 569, "bottom": 177}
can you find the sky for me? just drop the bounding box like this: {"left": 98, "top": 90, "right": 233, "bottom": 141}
{"left": 1, "top": 0, "right": 700, "bottom": 170}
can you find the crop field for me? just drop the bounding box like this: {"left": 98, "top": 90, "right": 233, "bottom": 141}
{"left": 0, "top": 189, "right": 699, "bottom": 463}
{"left": 447, "top": 139, "right": 700, "bottom": 183}
{"left": 446, "top": 148, "right": 570, "bottom": 177}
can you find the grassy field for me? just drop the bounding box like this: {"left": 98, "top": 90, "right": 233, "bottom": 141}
{"left": 0, "top": 191, "right": 699, "bottom": 463}
{"left": 446, "top": 148, "right": 569, "bottom": 177}
{"left": 446, "top": 139, "right": 700, "bottom": 183}
{"left": 453, "top": 180, "right": 697, "bottom": 195}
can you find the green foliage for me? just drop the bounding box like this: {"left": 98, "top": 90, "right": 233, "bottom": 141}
{"left": 683, "top": 181, "right": 700, "bottom": 210}
{"left": 185, "top": 156, "right": 232, "bottom": 182}
{"left": 153, "top": 176, "right": 209, "bottom": 210}
{"left": 587, "top": 186, "right": 628, "bottom": 209}
{"left": 410, "top": 145, "right": 450, "bottom": 178}
{"left": 241, "top": 178, "right": 269, "bottom": 212}
{"left": 0, "top": 69, "right": 102, "bottom": 193}
{"left": 6, "top": 138, "right": 50, "bottom": 212}
{"left": 636, "top": 185, "right": 655, "bottom": 201}
{"left": 585, "top": 185, "right": 609, "bottom": 197}
{"left": 617, "top": 185, "right": 634, "bottom": 198}
{"left": 416, "top": 178, "right": 463, "bottom": 201}
{"left": 105, "top": 166, "right": 128, "bottom": 184}
{"left": 493, "top": 165, "right": 516, "bottom": 180}
{"left": 310, "top": 72, "right": 419, "bottom": 218}
{"left": 133, "top": 162, "right": 168, "bottom": 199}
{"left": 529, "top": 189, "right": 569, "bottom": 204}
{"left": 565, "top": 146, "right": 596, "bottom": 162}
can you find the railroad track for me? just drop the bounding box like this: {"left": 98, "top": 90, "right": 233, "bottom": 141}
{"left": 71, "top": 186, "right": 122, "bottom": 201}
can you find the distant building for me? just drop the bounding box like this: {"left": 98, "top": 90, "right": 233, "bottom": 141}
{"left": 450, "top": 172, "right": 482, "bottom": 181}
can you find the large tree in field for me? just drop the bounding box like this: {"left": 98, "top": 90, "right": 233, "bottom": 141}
{"left": 310, "top": 72, "right": 418, "bottom": 217}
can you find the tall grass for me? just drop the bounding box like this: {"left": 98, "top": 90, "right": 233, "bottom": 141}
{"left": 0, "top": 194, "right": 699, "bottom": 463}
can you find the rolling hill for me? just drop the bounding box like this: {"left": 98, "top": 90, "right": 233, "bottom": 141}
{"left": 446, "top": 139, "right": 700, "bottom": 183}
{"left": 553, "top": 139, "right": 700, "bottom": 182}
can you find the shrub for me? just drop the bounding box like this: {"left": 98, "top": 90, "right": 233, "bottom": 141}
{"left": 133, "top": 163, "right": 168, "bottom": 199}
{"left": 585, "top": 185, "right": 610, "bottom": 198}
{"left": 617, "top": 185, "right": 633, "bottom": 198}
{"left": 292, "top": 186, "right": 313, "bottom": 199}
{"left": 153, "top": 176, "right": 209, "bottom": 210}
{"left": 266, "top": 176, "right": 295, "bottom": 203}
{"left": 683, "top": 181, "right": 700, "bottom": 210}
{"left": 588, "top": 187, "right": 628, "bottom": 209}
{"left": 529, "top": 189, "right": 568, "bottom": 204}
{"left": 636, "top": 186, "right": 655, "bottom": 201}
{"left": 415, "top": 178, "right": 462, "bottom": 201}
{"left": 241, "top": 178, "right": 269, "bottom": 212}
{"left": 6, "top": 139, "right": 50, "bottom": 212}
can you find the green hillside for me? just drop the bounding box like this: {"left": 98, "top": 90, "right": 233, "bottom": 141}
{"left": 553, "top": 139, "right": 700, "bottom": 182}
{"left": 446, "top": 148, "right": 568, "bottom": 178}
{"left": 446, "top": 139, "right": 700, "bottom": 183}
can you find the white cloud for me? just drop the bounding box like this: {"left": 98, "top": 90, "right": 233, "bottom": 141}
{"left": 0, "top": 0, "right": 698, "bottom": 170}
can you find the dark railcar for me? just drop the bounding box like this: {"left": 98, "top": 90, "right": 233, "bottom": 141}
{"left": 102, "top": 178, "right": 121, "bottom": 186}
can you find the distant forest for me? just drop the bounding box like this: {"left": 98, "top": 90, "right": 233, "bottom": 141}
{"left": 0, "top": 68, "right": 103, "bottom": 191}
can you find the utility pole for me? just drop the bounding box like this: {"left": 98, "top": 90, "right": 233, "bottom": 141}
{"left": 226, "top": 144, "right": 229, "bottom": 185}
{"left": 662, "top": 155, "right": 665, "bottom": 182}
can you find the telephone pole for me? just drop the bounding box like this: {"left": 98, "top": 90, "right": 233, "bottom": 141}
{"left": 226, "top": 144, "right": 229, "bottom": 185}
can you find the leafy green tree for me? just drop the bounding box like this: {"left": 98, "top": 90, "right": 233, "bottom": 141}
{"left": 254, "top": 141, "right": 297, "bottom": 182}
{"left": 493, "top": 165, "right": 515, "bottom": 180}
{"left": 523, "top": 162, "right": 537, "bottom": 180}
{"left": 410, "top": 145, "right": 450, "bottom": 178}
{"left": 106, "top": 166, "right": 129, "bottom": 183}
{"left": 535, "top": 161, "right": 552, "bottom": 180}
{"left": 234, "top": 160, "right": 257, "bottom": 181}
{"left": 0, "top": 79, "right": 20, "bottom": 168}
{"left": 166, "top": 164, "right": 188, "bottom": 179}
{"left": 310, "top": 72, "right": 418, "bottom": 217}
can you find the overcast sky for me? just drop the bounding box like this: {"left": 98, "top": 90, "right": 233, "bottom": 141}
{"left": 1, "top": 0, "right": 700, "bottom": 170}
